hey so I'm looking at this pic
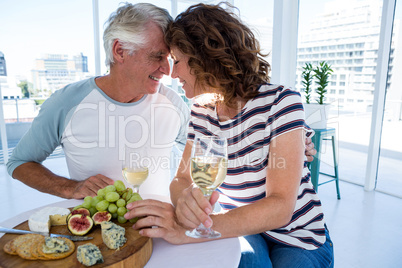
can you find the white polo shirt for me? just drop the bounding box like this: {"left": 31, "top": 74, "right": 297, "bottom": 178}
{"left": 7, "top": 77, "right": 189, "bottom": 196}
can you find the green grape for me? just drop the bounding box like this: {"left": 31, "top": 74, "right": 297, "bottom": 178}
{"left": 91, "top": 196, "right": 103, "bottom": 207}
{"left": 97, "top": 188, "right": 106, "bottom": 198}
{"left": 105, "top": 192, "right": 119, "bottom": 202}
{"left": 96, "top": 200, "right": 110, "bottom": 211}
{"left": 117, "top": 215, "right": 127, "bottom": 224}
{"left": 131, "top": 193, "right": 142, "bottom": 201}
{"left": 89, "top": 207, "right": 97, "bottom": 216}
{"left": 82, "top": 200, "right": 92, "bottom": 209}
{"left": 108, "top": 203, "right": 118, "bottom": 214}
{"left": 112, "top": 212, "right": 118, "bottom": 219}
{"left": 125, "top": 192, "right": 133, "bottom": 202}
{"left": 122, "top": 191, "right": 128, "bottom": 200}
{"left": 117, "top": 207, "right": 127, "bottom": 216}
{"left": 104, "top": 185, "right": 116, "bottom": 193}
{"left": 114, "top": 180, "right": 126, "bottom": 192}
{"left": 116, "top": 198, "right": 126, "bottom": 208}
{"left": 84, "top": 196, "right": 93, "bottom": 203}
{"left": 127, "top": 193, "right": 143, "bottom": 205}
{"left": 129, "top": 217, "right": 139, "bottom": 224}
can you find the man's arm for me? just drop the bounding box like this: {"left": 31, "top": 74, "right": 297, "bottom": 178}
{"left": 12, "top": 162, "right": 114, "bottom": 199}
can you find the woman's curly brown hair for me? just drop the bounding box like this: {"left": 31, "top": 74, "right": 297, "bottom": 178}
{"left": 165, "top": 2, "right": 271, "bottom": 108}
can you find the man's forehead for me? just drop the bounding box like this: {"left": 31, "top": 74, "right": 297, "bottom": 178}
{"left": 150, "top": 49, "right": 169, "bottom": 57}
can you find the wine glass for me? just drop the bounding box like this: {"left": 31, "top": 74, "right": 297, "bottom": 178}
{"left": 122, "top": 147, "right": 149, "bottom": 194}
{"left": 185, "top": 135, "right": 228, "bottom": 239}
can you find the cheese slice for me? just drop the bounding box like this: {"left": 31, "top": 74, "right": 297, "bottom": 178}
{"left": 77, "top": 243, "right": 104, "bottom": 266}
{"left": 101, "top": 221, "right": 127, "bottom": 250}
{"left": 42, "top": 237, "right": 69, "bottom": 254}
{"left": 28, "top": 207, "right": 71, "bottom": 233}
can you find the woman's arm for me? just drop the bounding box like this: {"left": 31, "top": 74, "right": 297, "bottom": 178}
{"left": 212, "top": 129, "right": 305, "bottom": 237}
{"left": 171, "top": 129, "right": 305, "bottom": 238}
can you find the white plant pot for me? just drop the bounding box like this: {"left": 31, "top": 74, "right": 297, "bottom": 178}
{"left": 304, "top": 103, "right": 331, "bottom": 129}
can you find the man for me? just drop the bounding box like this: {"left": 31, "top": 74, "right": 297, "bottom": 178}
{"left": 6, "top": 3, "right": 189, "bottom": 199}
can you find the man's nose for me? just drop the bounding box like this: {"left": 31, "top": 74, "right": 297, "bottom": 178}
{"left": 160, "top": 57, "right": 171, "bottom": 76}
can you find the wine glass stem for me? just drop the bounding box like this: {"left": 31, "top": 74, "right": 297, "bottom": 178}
{"left": 202, "top": 190, "right": 213, "bottom": 200}
{"left": 133, "top": 186, "right": 139, "bottom": 194}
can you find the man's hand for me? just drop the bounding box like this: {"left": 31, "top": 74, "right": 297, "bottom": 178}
{"left": 305, "top": 137, "right": 316, "bottom": 162}
{"left": 71, "top": 174, "right": 114, "bottom": 199}
{"left": 124, "top": 199, "right": 189, "bottom": 245}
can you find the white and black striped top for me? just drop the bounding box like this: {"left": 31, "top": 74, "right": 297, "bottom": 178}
{"left": 187, "top": 84, "right": 326, "bottom": 250}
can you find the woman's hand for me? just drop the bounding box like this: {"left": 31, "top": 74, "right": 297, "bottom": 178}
{"left": 175, "top": 184, "right": 220, "bottom": 229}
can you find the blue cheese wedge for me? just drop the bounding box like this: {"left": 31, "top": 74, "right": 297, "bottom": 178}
{"left": 28, "top": 207, "right": 71, "bottom": 233}
{"left": 42, "top": 237, "right": 69, "bottom": 254}
{"left": 77, "top": 243, "right": 104, "bottom": 266}
{"left": 101, "top": 221, "right": 127, "bottom": 250}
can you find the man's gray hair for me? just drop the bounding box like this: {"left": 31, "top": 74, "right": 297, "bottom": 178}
{"left": 103, "top": 2, "right": 173, "bottom": 67}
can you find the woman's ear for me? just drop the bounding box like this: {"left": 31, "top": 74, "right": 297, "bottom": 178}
{"left": 112, "top": 40, "right": 125, "bottom": 63}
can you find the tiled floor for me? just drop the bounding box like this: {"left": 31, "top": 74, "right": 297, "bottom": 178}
{"left": 316, "top": 175, "right": 402, "bottom": 268}
{"left": 1, "top": 156, "right": 402, "bottom": 268}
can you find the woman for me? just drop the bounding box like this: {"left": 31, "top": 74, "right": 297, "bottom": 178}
{"left": 165, "top": 3, "right": 334, "bottom": 267}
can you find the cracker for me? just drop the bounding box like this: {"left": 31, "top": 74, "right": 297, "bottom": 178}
{"left": 16, "top": 241, "right": 36, "bottom": 260}
{"left": 16, "top": 234, "right": 44, "bottom": 260}
{"left": 38, "top": 237, "right": 75, "bottom": 260}
{"left": 10, "top": 234, "right": 43, "bottom": 253}
{"left": 30, "top": 235, "right": 48, "bottom": 260}
{"left": 3, "top": 239, "right": 17, "bottom": 255}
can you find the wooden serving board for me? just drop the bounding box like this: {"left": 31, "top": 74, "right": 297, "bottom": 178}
{"left": 0, "top": 218, "right": 152, "bottom": 268}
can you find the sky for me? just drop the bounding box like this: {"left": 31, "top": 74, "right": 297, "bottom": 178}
{"left": 0, "top": 0, "right": 401, "bottom": 80}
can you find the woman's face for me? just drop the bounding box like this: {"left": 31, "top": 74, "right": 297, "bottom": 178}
{"left": 170, "top": 47, "right": 198, "bottom": 99}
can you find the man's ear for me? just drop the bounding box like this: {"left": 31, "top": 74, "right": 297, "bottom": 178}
{"left": 112, "top": 40, "right": 125, "bottom": 63}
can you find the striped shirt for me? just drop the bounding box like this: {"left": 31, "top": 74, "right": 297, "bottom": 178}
{"left": 187, "top": 84, "right": 326, "bottom": 250}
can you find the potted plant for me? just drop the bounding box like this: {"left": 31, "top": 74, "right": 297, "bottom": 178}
{"left": 302, "top": 61, "right": 333, "bottom": 129}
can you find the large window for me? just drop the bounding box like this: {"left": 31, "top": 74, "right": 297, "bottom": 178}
{"left": 234, "top": 0, "right": 274, "bottom": 64}
{"left": 297, "top": 0, "right": 402, "bottom": 197}
{"left": 0, "top": 0, "right": 93, "bottom": 123}
{"left": 297, "top": 0, "right": 383, "bottom": 186}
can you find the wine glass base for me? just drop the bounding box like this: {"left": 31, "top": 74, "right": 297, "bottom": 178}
{"left": 185, "top": 229, "right": 221, "bottom": 239}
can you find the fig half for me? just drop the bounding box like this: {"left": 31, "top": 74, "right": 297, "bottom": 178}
{"left": 67, "top": 214, "right": 93, "bottom": 235}
{"left": 92, "top": 211, "right": 112, "bottom": 225}
{"left": 66, "top": 208, "right": 91, "bottom": 223}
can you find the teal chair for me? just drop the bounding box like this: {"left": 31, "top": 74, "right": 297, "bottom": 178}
{"left": 308, "top": 127, "right": 341, "bottom": 199}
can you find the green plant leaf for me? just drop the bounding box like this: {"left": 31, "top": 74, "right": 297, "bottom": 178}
{"left": 301, "top": 63, "right": 313, "bottom": 104}
{"left": 313, "top": 61, "right": 333, "bottom": 104}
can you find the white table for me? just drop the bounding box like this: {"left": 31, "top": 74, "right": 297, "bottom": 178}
{"left": 0, "top": 194, "right": 241, "bottom": 268}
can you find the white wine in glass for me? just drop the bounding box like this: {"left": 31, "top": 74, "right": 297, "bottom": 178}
{"left": 185, "top": 136, "right": 228, "bottom": 239}
{"left": 191, "top": 156, "right": 227, "bottom": 197}
{"left": 122, "top": 148, "right": 149, "bottom": 194}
